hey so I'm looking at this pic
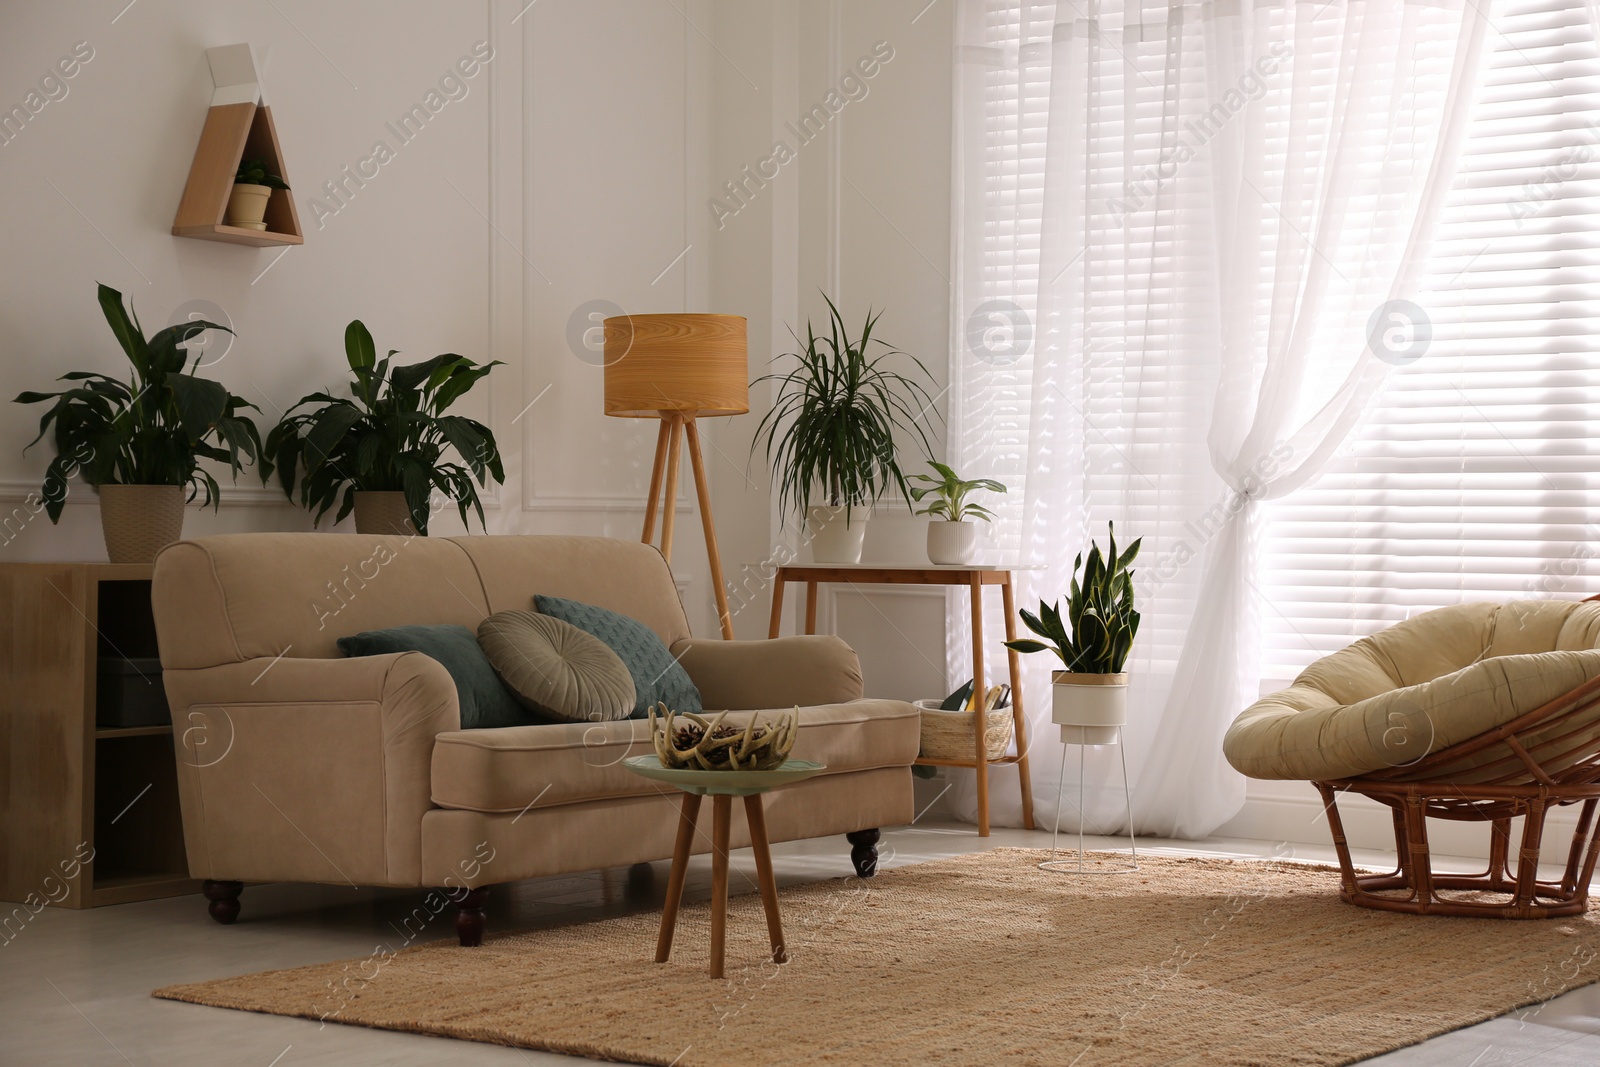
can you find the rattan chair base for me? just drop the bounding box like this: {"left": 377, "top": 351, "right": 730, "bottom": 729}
{"left": 1315, "top": 780, "right": 1600, "bottom": 919}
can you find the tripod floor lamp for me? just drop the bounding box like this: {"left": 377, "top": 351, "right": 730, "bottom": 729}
{"left": 603, "top": 313, "right": 748, "bottom": 640}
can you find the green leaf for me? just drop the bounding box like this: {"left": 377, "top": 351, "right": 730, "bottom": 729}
{"left": 345, "top": 320, "right": 377, "bottom": 372}
{"left": 165, "top": 374, "right": 229, "bottom": 441}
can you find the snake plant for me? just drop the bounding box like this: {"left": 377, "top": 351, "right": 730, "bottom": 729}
{"left": 1005, "top": 522, "right": 1141, "bottom": 674}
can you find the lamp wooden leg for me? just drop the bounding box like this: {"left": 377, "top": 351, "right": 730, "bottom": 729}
{"left": 744, "top": 795, "right": 787, "bottom": 964}
{"left": 641, "top": 417, "right": 671, "bottom": 546}
{"left": 1002, "top": 578, "right": 1036, "bottom": 831}
{"left": 660, "top": 415, "right": 683, "bottom": 561}
{"left": 971, "top": 574, "right": 989, "bottom": 837}
{"left": 768, "top": 576, "right": 786, "bottom": 639}
{"left": 709, "top": 794, "right": 732, "bottom": 979}
{"left": 684, "top": 419, "right": 735, "bottom": 640}
{"left": 656, "top": 792, "right": 702, "bottom": 964}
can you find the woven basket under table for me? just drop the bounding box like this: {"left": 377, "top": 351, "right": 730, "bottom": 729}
{"left": 916, "top": 699, "right": 1013, "bottom": 762}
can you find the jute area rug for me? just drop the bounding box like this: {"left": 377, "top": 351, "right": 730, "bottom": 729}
{"left": 154, "top": 849, "right": 1600, "bottom": 1066}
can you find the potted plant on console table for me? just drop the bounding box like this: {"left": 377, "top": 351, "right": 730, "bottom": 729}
{"left": 907, "top": 460, "right": 1006, "bottom": 565}
{"left": 13, "top": 283, "right": 265, "bottom": 562}
{"left": 267, "top": 320, "right": 504, "bottom": 536}
{"left": 1004, "top": 523, "right": 1141, "bottom": 744}
{"left": 749, "top": 295, "right": 937, "bottom": 564}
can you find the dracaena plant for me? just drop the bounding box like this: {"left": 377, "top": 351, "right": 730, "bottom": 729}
{"left": 266, "top": 320, "right": 504, "bottom": 534}
{"left": 907, "top": 460, "right": 1005, "bottom": 522}
{"left": 1005, "top": 523, "right": 1142, "bottom": 674}
{"left": 13, "top": 283, "right": 265, "bottom": 521}
{"left": 750, "top": 295, "right": 937, "bottom": 525}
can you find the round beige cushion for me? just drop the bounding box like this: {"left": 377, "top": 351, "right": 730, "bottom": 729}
{"left": 477, "top": 610, "right": 636, "bottom": 724}
{"left": 1224, "top": 600, "right": 1600, "bottom": 782}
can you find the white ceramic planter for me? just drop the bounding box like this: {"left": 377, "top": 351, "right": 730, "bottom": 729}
{"left": 226, "top": 183, "right": 273, "bottom": 230}
{"left": 927, "top": 520, "right": 978, "bottom": 565}
{"left": 1052, "top": 670, "right": 1128, "bottom": 745}
{"left": 808, "top": 505, "right": 868, "bottom": 564}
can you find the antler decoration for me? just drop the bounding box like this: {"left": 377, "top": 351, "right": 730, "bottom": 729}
{"left": 649, "top": 704, "right": 799, "bottom": 771}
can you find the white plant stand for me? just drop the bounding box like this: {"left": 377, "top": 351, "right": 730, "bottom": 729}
{"left": 1039, "top": 726, "right": 1139, "bottom": 875}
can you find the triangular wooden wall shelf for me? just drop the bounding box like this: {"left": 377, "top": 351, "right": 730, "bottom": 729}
{"left": 172, "top": 46, "right": 303, "bottom": 248}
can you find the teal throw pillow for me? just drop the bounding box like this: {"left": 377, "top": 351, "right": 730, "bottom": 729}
{"left": 533, "top": 595, "right": 701, "bottom": 719}
{"left": 337, "top": 624, "right": 529, "bottom": 730}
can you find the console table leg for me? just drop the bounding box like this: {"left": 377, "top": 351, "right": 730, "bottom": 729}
{"left": 744, "top": 795, "right": 787, "bottom": 964}
{"left": 656, "top": 791, "right": 702, "bottom": 963}
{"left": 970, "top": 574, "right": 990, "bottom": 837}
{"left": 709, "top": 795, "right": 732, "bottom": 979}
{"left": 768, "top": 577, "right": 787, "bottom": 639}
{"left": 805, "top": 582, "right": 818, "bottom": 635}
{"left": 1002, "top": 577, "right": 1036, "bottom": 831}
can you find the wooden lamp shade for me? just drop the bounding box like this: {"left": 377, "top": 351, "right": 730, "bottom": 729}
{"left": 603, "top": 313, "right": 749, "bottom": 640}
{"left": 603, "top": 314, "right": 748, "bottom": 417}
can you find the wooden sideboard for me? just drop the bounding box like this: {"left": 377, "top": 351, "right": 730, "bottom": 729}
{"left": 0, "top": 562, "right": 197, "bottom": 909}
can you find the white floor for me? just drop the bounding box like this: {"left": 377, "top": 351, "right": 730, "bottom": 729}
{"left": 6, "top": 820, "right": 1600, "bottom": 1066}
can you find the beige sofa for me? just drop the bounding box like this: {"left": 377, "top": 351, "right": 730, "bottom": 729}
{"left": 152, "top": 533, "right": 918, "bottom": 944}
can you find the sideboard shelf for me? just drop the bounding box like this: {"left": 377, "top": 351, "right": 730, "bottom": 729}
{"left": 0, "top": 563, "right": 197, "bottom": 910}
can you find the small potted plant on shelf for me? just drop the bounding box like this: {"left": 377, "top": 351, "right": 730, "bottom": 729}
{"left": 227, "top": 159, "right": 289, "bottom": 231}
{"left": 749, "top": 295, "right": 937, "bottom": 564}
{"left": 907, "top": 460, "right": 1005, "bottom": 565}
{"left": 266, "top": 319, "right": 504, "bottom": 535}
{"left": 1004, "top": 523, "right": 1140, "bottom": 744}
{"left": 13, "top": 283, "right": 267, "bottom": 562}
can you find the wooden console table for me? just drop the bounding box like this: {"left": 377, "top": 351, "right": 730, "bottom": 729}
{"left": 767, "top": 563, "right": 1035, "bottom": 836}
{"left": 0, "top": 562, "right": 197, "bottom": 909}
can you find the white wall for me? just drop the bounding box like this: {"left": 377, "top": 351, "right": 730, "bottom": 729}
{"left": 708, "top": 0, "right": 957, "bottom": 703}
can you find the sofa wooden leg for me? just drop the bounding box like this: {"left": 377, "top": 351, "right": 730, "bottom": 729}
{"left": 449, "top": 886, "right": 490, "bottom": 947}
{"left": 202, "top": 880, "right": 243, "bottom": 925}
{"left": 846, "top": 829, "right": 880, "bottom": 878}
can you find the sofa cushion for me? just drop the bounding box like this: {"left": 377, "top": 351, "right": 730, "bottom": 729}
{"left": 337, "top": 624, "right": 527, "bottom": 730}
{"left": 477, "top": 611, "right": 635, "bottom": 724}
{"left": 429, "top": 699, "right": 922, "bottom": 813}
{"left": 535, "top": 594, "right": 700, "bottom": 719}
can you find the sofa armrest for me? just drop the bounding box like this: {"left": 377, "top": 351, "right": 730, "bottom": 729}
{"left": 161, "top": 652, "right": 459, "bottom": 887}
{"left": 671, "top": 636, "right": 864, "bottom": 710}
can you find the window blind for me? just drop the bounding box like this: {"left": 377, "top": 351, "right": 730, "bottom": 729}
{"left": 1260, "top": 0, "right": 1600, "bottom": 681}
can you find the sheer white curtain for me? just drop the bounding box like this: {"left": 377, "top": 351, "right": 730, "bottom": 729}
{"left": 947, "top": 0, "right": 1489, "bottom": 837}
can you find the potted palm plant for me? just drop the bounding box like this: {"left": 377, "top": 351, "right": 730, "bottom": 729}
{"left": 267, "top": 320, "right": 504, "bottom": 535}
{"left": 13, "top": 284, "right": 266, "bottom": 562}
{"left": 227, "top": 159, "right": 289, "bottom": 231}
{"left": 907, "top": 460, "right": 1005, "bottom": 565}
{"left": 750, "top": 296, "right": 936, "bottom": 564}
{"left": 1004, "top": 523, "right": 1141, "bottom": 744}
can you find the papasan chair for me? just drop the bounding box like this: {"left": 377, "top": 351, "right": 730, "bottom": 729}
{"left": 1225, "top": 598, "right": 1600, "bottom": 919}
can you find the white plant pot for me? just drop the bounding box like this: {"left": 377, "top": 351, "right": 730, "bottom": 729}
{"left": 226, "top": 183, "right": 273, "bottom": 230}
{"left": 1052, "top": 671, "right": 1128, "bottom": 746}
{"left": 808, "top": 505, "right": 868, "bottom": 564}
{"left": 927, "top": 520, "right": 978, "bottom": 565}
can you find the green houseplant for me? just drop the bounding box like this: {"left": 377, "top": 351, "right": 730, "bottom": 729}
{"left": 750, "top": 295, "right": 937, "bottom": 563}
{"left": 266, "top": 320, "right": 504, "bottom": 535}
{"left": 13, "top": 283, "right": 266, "bottom": 561}
{"left": 908, "top": 460, "right": 1006, "bottom": 565}
{"left": 227, "top": 159, "right": 289, "bottom": 231}
{"left": 1005, "top": 522, "right": 1141, "bottom": 744}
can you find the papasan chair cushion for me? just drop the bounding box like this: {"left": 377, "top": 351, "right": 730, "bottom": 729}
{"left": 1224, "top": 600, "right": 1600, "bottom": 782}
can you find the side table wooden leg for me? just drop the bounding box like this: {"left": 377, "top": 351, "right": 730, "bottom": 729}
{"left": 709, "top": 795, "right": 732, "bottom": 979}
{"left": 804, "top": 581, "right": 818, "bottom": 635}
{"left": 656, "top": 792, "right": 702, "bottom": 964}
{"left": 971, "top": 574, "right": 990, "bottom": 837}
{"left": 1002, "top": 577, "right": 1036, "bottom": 831}
{"left": 768, "top": 576, "right": 787, "bottom": 639}
{"left": 744, "top": 795, "right": 787, "bottom": 964}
